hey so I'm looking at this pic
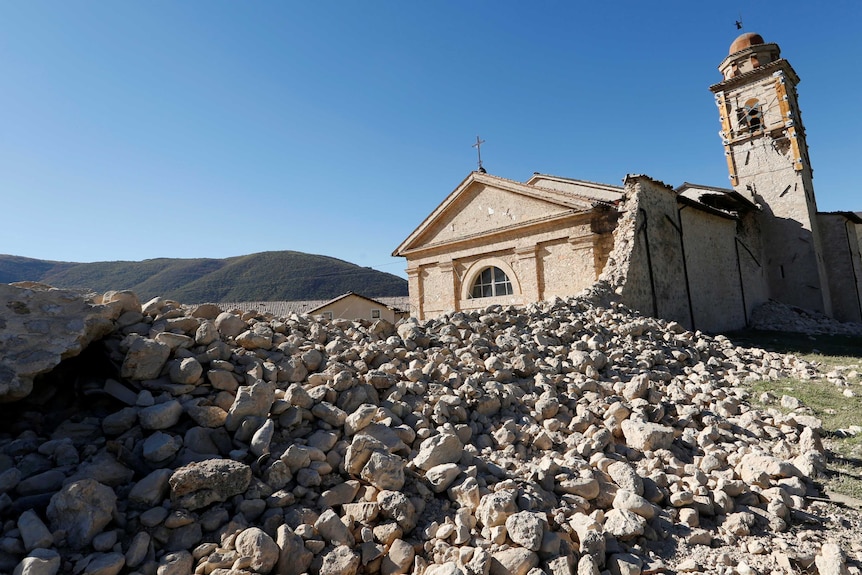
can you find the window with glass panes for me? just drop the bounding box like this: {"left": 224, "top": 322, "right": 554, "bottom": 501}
{"left": 471, "top": 267, "right": 513, "bottom": 298}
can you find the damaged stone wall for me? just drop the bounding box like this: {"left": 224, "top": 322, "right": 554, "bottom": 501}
{"left": 734, "top": 211, "right": 770, "bottom": 325}
{"left": 679, "top": 208, "right": 745, "bottom": 332}
{"left": 598, "top": 176, "right": 690, "bottom": 329}
{"left": 817, "top": 213, "right": 862, "bottom": 324}
{"left": 598, "top": 176, "right": 781, "bottom": 333}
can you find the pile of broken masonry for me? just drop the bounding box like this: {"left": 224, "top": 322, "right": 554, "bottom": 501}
{"left": 1, "top": 283, "right": 861, "bottom": 575}
{"left": 750, "top": 300, "right": 862, "bottom": 337}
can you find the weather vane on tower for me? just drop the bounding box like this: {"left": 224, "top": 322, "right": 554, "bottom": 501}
{"left": 473, "top": 136, "right": 486, "bottom": 173}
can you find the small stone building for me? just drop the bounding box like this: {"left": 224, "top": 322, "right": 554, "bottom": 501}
{"left": 306, "top": 292, "right": 408, "bottom": 323}
{"left": 394, "top": 32, "right": 862, "bottom": 331}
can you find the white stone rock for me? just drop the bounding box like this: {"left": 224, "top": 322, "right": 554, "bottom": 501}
{"left": 276, "top": 525, "right": 313, "bottom": 575}
{"left": 505, "top": 511, "right": 545, "bottom": 551}
{"left": 361, "top": 450, "right": 406, "bottom": 491}
{"left": 121, "top": 336, "right": 171, "bottom": 381}
{"left": 157, "top": 550, "right": 192, "bottom": 575}
{"left": 425, "top": 463, "right": 461, "bottom": 493}
{"left": 489, "top": 547, "right": 539, "bottom": 575}
{"left": 234, "top": 527, "right": 279, "bottom": 573}
{"left": 476, "top": 489, "right": 518, "bottom": 528}
{"left": 315, "top": 508, "right": 355, "bottom": 546}
{"left": 380, "top": 538, "right": 414, "bottom": 575}
{"left": 612, "top": 489, "right": 655, "bottom": 519}
{"left": 620, "top": 419, "right": 674, "bottom": 452}
{"left": 138, "top": 400, "right": 183, "bottom": 430}
{"left": 319, "top": 545, "right": 359, "bottom": 575}
{"left": 603, "top": 508, "right": 645, "bottom": 541}
{"left": 815, "top": 543, "right": 850, "bottom": 575}
{"left": 413, "top": 432, "right": 463, "bottom": 471}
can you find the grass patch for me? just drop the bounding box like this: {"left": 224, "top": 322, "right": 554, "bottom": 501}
{"left": 824, "top": 462, "right": 862, "bottom": 501}
{"left": 727, "top": 330, "right": 862, "bottom": 501}
{"left": 747, "top": 376, "right": 862, "bottom": 432}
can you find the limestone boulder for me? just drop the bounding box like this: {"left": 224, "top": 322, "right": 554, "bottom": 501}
{"left": 320, "top": 545, "right": 359, "bottom": 575}
{"left": 490, "top": 547, "right": 539, "bottom": 575}
{"left": 425, "top": 463, "right": 461, "bottom": 493}
{"left": 17, "top": 509, "right": 53, "bottom": 552}
{"left": 214, "top": 312, "right": 246, "bottom": 338}
{"left": 381, "top": 538, "right": 414, "bottom": 575}
{"left": 225, "top": 380, "right": 276, "bottom": 432}
{"left": 361, "top": 450, "right": 406, "bottom": 491}
{"left": 413, "top": 432, "right": 463, "bottom": 471}
{"left": 620, "top": 419, "right": 674, "bottom": 452}
{"left": 120, "top": 335, "right": 171, "bottom": 381}
{"left": 505, "top": 511, "right": 545, "bottom": 551}
{"left": 315, "top": 508, "right": 355, "bottom": 546}
{"left": 158, "top": 551, "right": 193, "bottom": 575}
{"left": 168, "top": 459, "right": 252, "bottom": 510}
{"left": 604, "top": 509, "right": 646, "bottom": 541}
{"left": 168, "top": 357, "right": 203, "bottom": 384}
{"left": 276, "top": 525, "right": 313, "bottom": 575}
{"left": 477, "top": 489, "right": 518, "bottom": 528}
{"left": 815, "top": 543, "right": 850, "bottom": 575}
{"left": 46, "top": 479, "right": 117, "bottom": 550}
{"left": 138, "top": 400, "right": 183, "bottom": 430}
{"left": 0, "top": 283, "right": 119, "bottom": 402}
{"left": 234, "top": 527, "right": 279, "bottom": 573}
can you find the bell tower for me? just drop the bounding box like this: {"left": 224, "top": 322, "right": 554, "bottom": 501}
{"left": 710, "top": 32, "right": 831, "bottom": 315}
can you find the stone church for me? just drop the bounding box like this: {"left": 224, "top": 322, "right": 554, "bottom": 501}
{"left": 393, "top": 33, "right": 862, "bottom": 332}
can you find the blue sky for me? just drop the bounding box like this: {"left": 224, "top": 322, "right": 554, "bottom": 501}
{"left": 2, "top": 2, "right": 860, "bottom": 279}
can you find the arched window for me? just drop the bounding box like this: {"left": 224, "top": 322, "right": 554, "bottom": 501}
{"left": 470, "top": 266, "right": 513, "bottom": 298}
{"left": 736, "top": 99, "right": 762, "bottom": 134}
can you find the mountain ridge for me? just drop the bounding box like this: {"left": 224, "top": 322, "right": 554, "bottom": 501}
{"left": 0, "top": 251, "right": 407, "bottom": 303}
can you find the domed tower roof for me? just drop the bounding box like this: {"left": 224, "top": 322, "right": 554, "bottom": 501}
{"left": 717, "top": 32, "right": 781, "bottom": 80}
{"left": 729, "top": 32, "right": 765, "bottom": 55}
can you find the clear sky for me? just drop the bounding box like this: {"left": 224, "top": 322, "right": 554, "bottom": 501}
{"left": 2, "top": 2, "right": 860, "bottom": 279}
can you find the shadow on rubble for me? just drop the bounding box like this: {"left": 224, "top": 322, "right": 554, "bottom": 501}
{"left": 824, "top": 451, "right": 862, "bottom": 477}
{"left": 0, "top": 342, "right": 125, "bottom": 437}
{"left": 724, "top": 329, "right": 862, "bottom": 358}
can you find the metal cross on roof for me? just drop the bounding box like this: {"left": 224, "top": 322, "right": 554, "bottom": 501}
{"left": 472, "top": 135, "right": 486, "bottom": 173}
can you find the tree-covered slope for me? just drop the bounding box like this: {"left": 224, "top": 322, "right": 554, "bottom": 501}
{"left": 0, "top": 255, "right": 74, "bottom": 284}
{"left": 0, "top": 251, "right": 407, "bottom": 302}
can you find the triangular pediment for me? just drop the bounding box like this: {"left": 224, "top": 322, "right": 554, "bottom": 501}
{"left": 394, "top": 172, "right": 595, "bottom": 256}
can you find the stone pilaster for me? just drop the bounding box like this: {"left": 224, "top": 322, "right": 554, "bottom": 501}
{"left": 438, "top": 260, "right": 458, "bottom": 312}
{"left": 515, "top": 247, "right": 540, "bottom": 302}
{"left": 406, "top": 267, "right": 422, "bottom": 319}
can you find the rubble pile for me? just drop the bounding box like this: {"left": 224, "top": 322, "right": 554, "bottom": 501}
{"left": 0, "top": 288, "right": 860, "bottom": 575}
{"left": 750, "top": 300, "right": 862, "bottom": 337}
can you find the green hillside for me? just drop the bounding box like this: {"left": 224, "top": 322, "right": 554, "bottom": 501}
{"left": 0, "top": 255, "right": 74, "bottom": 284}
{"left": 0, "top": 251, "right": 407, "bottom": 303}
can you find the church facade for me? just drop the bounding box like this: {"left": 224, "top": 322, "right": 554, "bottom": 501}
{"left": 393, "top": 33, "right": 862, "bottom": 332}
